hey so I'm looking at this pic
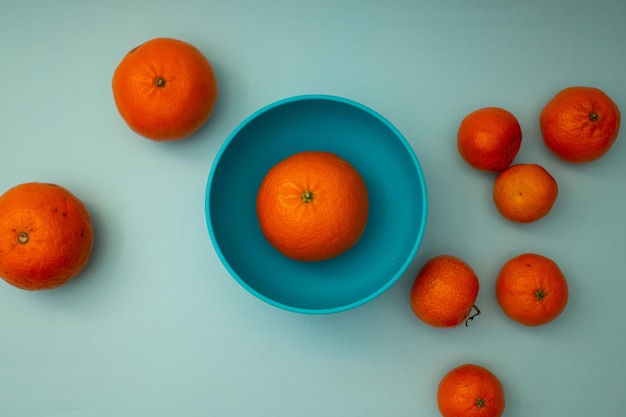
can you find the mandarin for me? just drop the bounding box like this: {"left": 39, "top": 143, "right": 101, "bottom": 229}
{"left": 457, "top": 107, "right": 522, "bottom": 173}
{"left": 256, "top": 151, "right": 369, "bottom": 262}
{"left": 493, "top": 163, "right": 558, "bottom": 223}
{"left": 0, "top": 183, "right": 94, "bottom": 290}
{"left": 437, "top": 363, "right": 505, "bottom": 417}
{"left": 540, "top": 86, "right": 621, "bottom": 163}
{"left": 496, "top": 253, "right": 569, "bottom": 326}
{"left": 112, "top": 37, "right": 218, "bottom": 141}
{"left": 410, "top": 255, "right": 480, "bottom": 327}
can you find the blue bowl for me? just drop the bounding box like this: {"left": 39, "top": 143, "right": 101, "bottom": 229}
{"left": 205, "top": 95, "right": 427, "bottom": 314}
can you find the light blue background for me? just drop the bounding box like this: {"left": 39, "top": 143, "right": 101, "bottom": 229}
{"left": 1, "top": 1, "right": 625, "bottom": 416}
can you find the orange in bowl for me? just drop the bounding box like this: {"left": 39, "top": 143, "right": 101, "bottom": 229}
{"left": 256, "top": 151, "right": 369, "bottom": 262}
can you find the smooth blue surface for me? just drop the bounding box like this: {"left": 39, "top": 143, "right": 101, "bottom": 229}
{"left": 1, "top": 1, "right": 626, "bottom": 416}
{"left": 206, "top": 95, "right": 427, "bottom": 313}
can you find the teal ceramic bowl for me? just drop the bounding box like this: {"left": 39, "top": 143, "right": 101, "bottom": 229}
{"left": 205, "top": 95, "right": 427, "bottom": 314}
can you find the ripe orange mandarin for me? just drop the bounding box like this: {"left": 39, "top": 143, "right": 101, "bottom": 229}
{"left": 410, "top": 255, "right": 480, "bottom": 327}
{"left": 540, "top": 86, "right": 621, "bottom": 163}
{"left": 496, "top": 253, "right": 569, "bottom": 326}
{"left": 457, "top": 107, "right": 522, "bottom": 173}
{"left": 493, "top": 163, "right": 558, "bottom": 223}
{"left": 0, "top": 182, "right": 94, "bottom": 290}
{"left": 256, "top": 151, "right": 369, "bottom": 262}
{"left": 437, "top": 363, "right": 506, "bottom": 417}
{"left": 112, "top": 37, "right": 218, "bottom": 141}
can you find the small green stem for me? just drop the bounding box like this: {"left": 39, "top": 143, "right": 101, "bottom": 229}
{"left": 17, "top": 232, "right": 29, "bottom": 244}
{"left": 301, "top": 190, "right": 314, "bottom": 203}
{"left": 535, "top": 288, "right": 546, "bottom": 301}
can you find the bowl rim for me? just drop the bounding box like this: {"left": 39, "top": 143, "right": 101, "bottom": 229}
{"left": 205, "top": 94, "right": 428, "bottom": 314}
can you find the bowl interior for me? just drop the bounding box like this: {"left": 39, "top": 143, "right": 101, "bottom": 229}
{"left": 206, "top": 95, "right": 427, "bottom": 314}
